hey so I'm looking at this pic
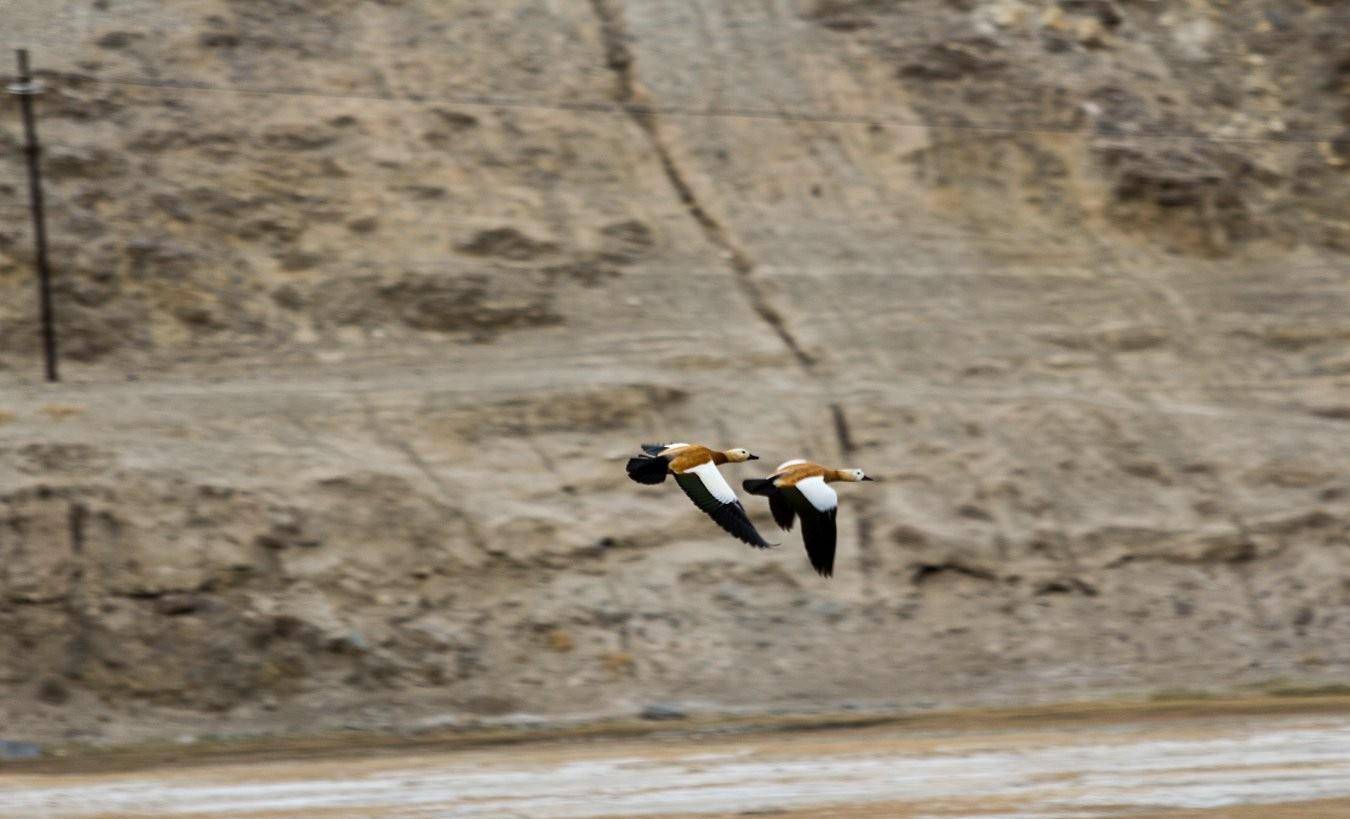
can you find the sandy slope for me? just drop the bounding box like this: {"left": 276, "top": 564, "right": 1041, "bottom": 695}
{"left": 0, "top": 0, "right": 1346, "bottom": 744}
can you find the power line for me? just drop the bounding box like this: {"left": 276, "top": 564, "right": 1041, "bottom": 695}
{"left": 8, "top": 6, "right": 1350, "bottom": 61}
{"left": 9, "top": 240, "right": 1342, "bottom": 279}
{"left": 3, "top": 180, "right": 1345, "bottom": 278}
{"left": 77, "top": 74, "right": 1342, "bottom": 145}
{"left": 5, "top": 177, "right": 1344, "bottom": 271}
{"left": 5, "top": 2, "right": 1345, "bottom": 149}
{"left": 5, "top": 31, "right": 1330, "bottom": 68}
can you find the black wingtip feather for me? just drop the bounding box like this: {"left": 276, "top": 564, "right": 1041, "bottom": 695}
{"left": 708, "top": 501, "right": 774, "bottom": 549}
{"left": 674, "top": 473, "right": 774, "bottom": 549}
{"left": 799, "top": 507, "right": 838, "bottom": 579}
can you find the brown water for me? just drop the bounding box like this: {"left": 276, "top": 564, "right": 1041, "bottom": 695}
{"left": 3, "top": 705, "right": 1350, "bottom": 818}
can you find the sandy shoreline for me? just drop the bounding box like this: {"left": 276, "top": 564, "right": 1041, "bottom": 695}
{"left": 4, "top": 696, "right": 1350, "bottom": 818}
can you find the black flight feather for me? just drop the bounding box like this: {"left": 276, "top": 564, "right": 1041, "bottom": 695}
{"left": 743, "top": 477, "right": 798, "bottom": 532}
{"left": 768, "top": 492, "right": 796, "bottom": 531}
{"left": 781, "top": 486, "right": 837, "bottom": 578}
{"left": 675, "top": 472, "right": 773, "bottom": 549}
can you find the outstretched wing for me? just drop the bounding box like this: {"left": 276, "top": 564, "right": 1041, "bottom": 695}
{"left": 782, "top": 476, "right": 839, "bottom": 577}
{"left": 768, "top": 491, "right": 796, "bottom": 531}
{"left": 675, "top": 461, "right": 774, "bottom": 549}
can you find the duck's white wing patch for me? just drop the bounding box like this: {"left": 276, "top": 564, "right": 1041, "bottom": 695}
{"left": 659, "top": 442, "right": 691, "bottom": 456}
{"left": 795, "top": 475, "right": 838, "bottom": 513}
{"left": 674, "top": 461, "right": 774, "bottom": 549}
{"left": 687, "top": 460, "right": 739, "bottom": 504}
{"left": 776, "top": 458, "right": 808, "bottom": 471}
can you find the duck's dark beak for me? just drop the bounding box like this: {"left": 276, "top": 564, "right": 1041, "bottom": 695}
{"left": 862, "top": 475, "right": 875, "bottom": 481}
{"left": 748, "top": 454, "right": 760, "bottom": 460}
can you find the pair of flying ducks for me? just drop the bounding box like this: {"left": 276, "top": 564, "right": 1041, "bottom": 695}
{"left": 625, "top": 442, "right": 873, "bottom": 577}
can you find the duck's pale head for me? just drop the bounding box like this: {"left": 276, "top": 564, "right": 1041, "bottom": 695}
{"left": 838, "top": 468, "right": 874, "bottom": 482}
{"left": 724, "top": 448, "right": 759, "bottom": 463}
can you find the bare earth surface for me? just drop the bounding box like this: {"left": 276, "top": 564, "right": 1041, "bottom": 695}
{"left": 4, "top": 702, "right": 1350, "bottom": 818}
{"left": 1, "top": 0, "right": 1347, "bottom": 748}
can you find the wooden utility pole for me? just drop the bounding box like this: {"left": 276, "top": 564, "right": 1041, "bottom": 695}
{"left": 9, "top": 48, "right": 59, "bottom": 382}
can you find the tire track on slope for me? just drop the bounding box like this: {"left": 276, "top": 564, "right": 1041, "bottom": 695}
{"left": 587, "top": 0, "right": 814, "bottom": 370}
{"left": 588, "top": 0, "right": 877, "bottom": 584}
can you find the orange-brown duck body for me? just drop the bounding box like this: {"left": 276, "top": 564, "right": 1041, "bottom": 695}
{"left": 743, "top": 459, "right": 874, "bottom": 577}
{"left": 625, "top": 442, "right": 772, "bottom": 549}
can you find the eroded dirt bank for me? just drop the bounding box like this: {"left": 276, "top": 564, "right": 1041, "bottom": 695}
{"left": 0, "top": 0, "right": 1347, "bottom": 745}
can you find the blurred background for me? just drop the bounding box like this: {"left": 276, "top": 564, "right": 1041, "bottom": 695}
{"left": 0, "top": 1, "right": 1348, "bottom": 811}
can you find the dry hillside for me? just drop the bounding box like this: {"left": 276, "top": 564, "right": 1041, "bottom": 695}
{"left": 0, "top": 0, "right": 1347, "bottom": 746}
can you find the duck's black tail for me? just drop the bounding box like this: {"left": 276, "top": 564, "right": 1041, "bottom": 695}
{"left": 626, "top": 455, "right": 670, "bottom": 485}
{"left": 742, "top": 478, "right": 776, "bottom": 496}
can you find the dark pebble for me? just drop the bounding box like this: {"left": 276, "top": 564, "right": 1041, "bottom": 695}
{"left": 640, "top": 704, "right": 686, "bottom": 721}
{"left": 0, "top": 740, "right": 42, "bottom": 760}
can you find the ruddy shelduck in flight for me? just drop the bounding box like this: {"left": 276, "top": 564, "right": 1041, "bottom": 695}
{"left": 743, "top": 459, "right": 874, "bottom": 577}
{"left": 626, "top": 442, "right": 774, "bottom": 549}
